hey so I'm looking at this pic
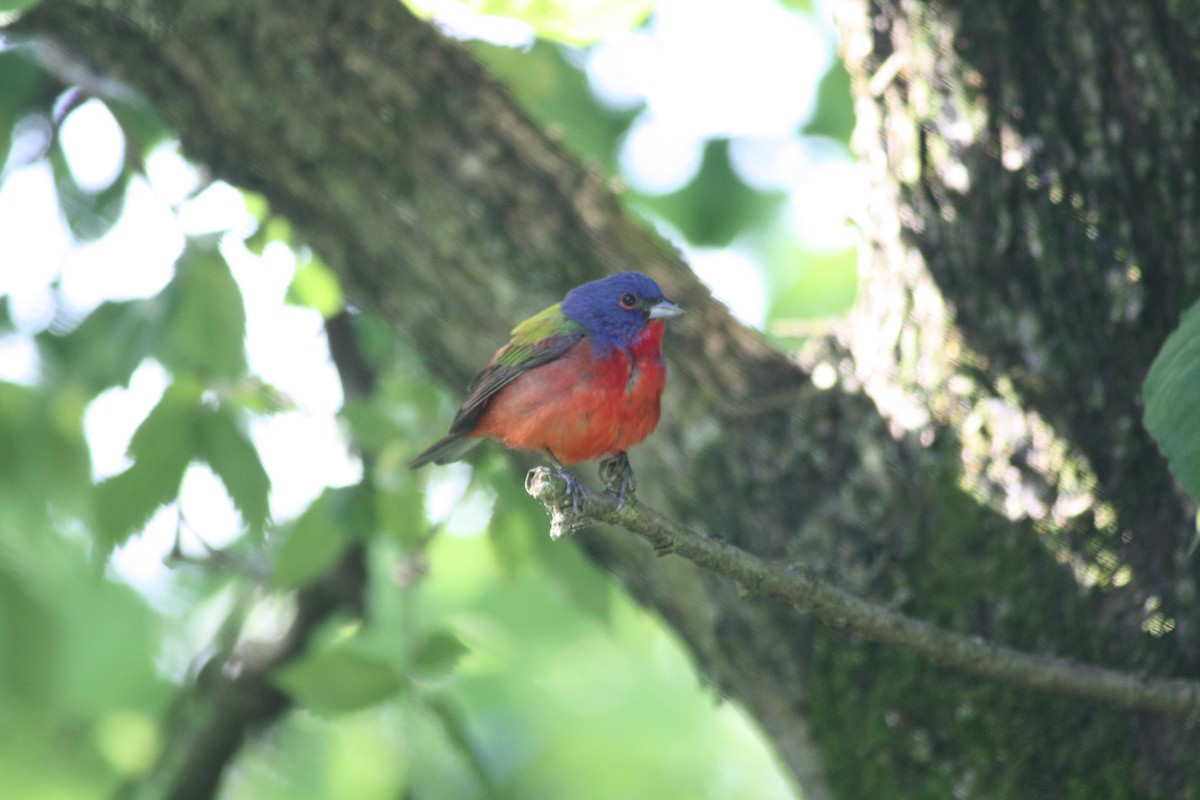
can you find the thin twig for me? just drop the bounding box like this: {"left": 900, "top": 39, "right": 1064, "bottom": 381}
{"left": 526, "top": 467, "right": 1200, "bottom": 718}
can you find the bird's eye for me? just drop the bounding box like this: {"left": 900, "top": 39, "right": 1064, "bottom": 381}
{"left": 619, "top": 292, "right": 638, "bottom": 309}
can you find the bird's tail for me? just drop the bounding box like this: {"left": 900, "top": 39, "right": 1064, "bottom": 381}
{"left": 407, "top": 434, "right": 481, "bottom": 469}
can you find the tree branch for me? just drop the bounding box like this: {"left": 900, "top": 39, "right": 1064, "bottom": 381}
{"left": 165, "top": 544, "right": 366, "bottom": 800}
{"left": 527, "top": 468, "right": 1200, "bottom": 718}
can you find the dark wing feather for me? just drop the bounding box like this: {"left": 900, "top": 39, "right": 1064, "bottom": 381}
{"left": 408, "top": 303, "right": 586, "bottom": 469}
{"left": 447, "top": 330, "right": 584, "bottom": 436}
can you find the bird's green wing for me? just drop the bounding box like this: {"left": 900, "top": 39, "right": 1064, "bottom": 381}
{"left": 446, "top": 303, "right": 586, "bottom": 436}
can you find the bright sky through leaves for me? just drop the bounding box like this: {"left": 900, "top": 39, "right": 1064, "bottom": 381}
{"left": 0, "top": 0, "right": 858, "bottom": 629}
{"left": 0, "top": 2, "right": 853, "bottom": 795}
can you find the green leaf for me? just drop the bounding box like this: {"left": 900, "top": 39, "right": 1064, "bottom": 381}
{"left": 332, "top": 480, "right": 378, "bottom": 540}
{"left": 0, "top": 382, "right": 92, "bottom": 525}
{"left": 340, "top": 400, "right": 404, "bottom": 451}
{"left": 0, "top": 565, "right": 57, "bottom": 711}
{"left": 476, "top": 40, "right": 633, "bottom": 171}
{"left": 94, "top": 456, "right": 188, "bottom": 554}
{"left": 348, "top": 313, "right": 400, "bottom": 372}
{"left": 1144, "top": 298, "right": 1200, "bottom": 507}
{"left": 803, "top": 60, "right": 856, "bottom": 141}
{"left": 128, "top": 383, "right": 201, "bottom": 463}
{"left": 224, "top": 376, "right": 294, "bottom": 414}
{"left": 38, "top": 300, "right": 162, "bottom": 395}
{"left": 160, "top": 244, "right": 247, "bottom": 379}
{"left": 50, "top": 142, "right": 129, "bottom": 243}
{"left": 422, "top": 696, "right": 498, "bottom": 795}
{"left": 412, "top": 629, "right": 469, "bottom": 679}
{"left": 273, "top": 489, "right": 344, "bottom": 589}
{"left": 242, "top": 215, "right": 292, "bottom": 256}
{"left": 764, "top": 243, "right": 858, "bottom": 326}
{"left": 94, "top": 386, "right": 199, "bottom": 552}
{"left": 486, "top": 472, "right": 547, "bottom": 579}
{"left": 452, "top": 0, "right": 653, "bottom": 45}
{"left": 374, "top": 444, "right": 428, "bottom": 548}
{"left": 632, "top": 139, "right": 784, "bottom": 247}
{"left": 273, "top": 649, "right": 402, "bottom": 714}
{"left": 196, "top": 408, "right": 271, "bottom": 535}
{"left": 0, "top": 50, "right": 56, "bottom": 170}
{"left": 106, "top": 97, "right": 172, "bottom": 155}
{"left": 241, "top": 191, "right": 271, "bottom": 223}
{"left": 286, "top": 253, "right": 343, "bottom": 317}
{"left": 0, "top": 0, "right": 43, "bottom": 12}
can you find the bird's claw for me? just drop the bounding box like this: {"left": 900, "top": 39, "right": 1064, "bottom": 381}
{"left": 544, "top": 449, "right": 584, "bottom": 521}
{"left": 558, "top": 464, "right": 584, "bottom": 519}
{"left": 599, "top": 452, "right": 637, "bottom": 509}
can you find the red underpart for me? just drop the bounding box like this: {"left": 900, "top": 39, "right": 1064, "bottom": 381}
{"left": 472, "top": 321, "right": 668, "bottom": 464}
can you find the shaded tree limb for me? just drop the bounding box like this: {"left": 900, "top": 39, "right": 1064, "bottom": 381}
{"left": 165, "top": 544, "right": 366, "bottom": 800}
{"left": 527, "top": 467, "right": 1200, "bottom": 718}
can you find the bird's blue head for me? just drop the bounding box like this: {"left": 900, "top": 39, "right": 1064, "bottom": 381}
{"left": 562, "top": 272, "right": 683, "bottom": 350}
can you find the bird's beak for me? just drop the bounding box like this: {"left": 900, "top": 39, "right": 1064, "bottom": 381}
{"left": 648, "top": 299, "right": 684, "bottom": 320}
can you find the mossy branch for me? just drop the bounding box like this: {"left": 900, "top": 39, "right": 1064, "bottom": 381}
{"left": 527, "top": 467, "right": 1200, "bottom": 718}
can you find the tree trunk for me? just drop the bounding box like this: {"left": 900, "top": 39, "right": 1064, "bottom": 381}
{"left": 16, "top": 0, "right": 1200, "bottom": 797}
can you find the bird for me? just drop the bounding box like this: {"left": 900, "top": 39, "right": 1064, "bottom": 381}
{"left": 408, "top": 272, "right": 684, "bottom": 509}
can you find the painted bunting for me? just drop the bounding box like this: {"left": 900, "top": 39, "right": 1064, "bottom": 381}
{"left": 408, "top": 272, "right": 683, "bottom": 507}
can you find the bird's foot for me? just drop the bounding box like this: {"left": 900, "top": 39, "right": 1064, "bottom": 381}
{"left": 545, "top": 449, "right": 584, "bottom": 520}
{"left": 599, "top": 451, "right": 636, "bottom": 510}
{"left": 558, "top": 465, "right": 584, "bottom": 519}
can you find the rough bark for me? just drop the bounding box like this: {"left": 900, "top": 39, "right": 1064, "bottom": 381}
{"left": 828, "top": 0, "right": 1200, "bottom": 796}
{"left": 13, "top": 0, "right": 1200, "bottom": 797}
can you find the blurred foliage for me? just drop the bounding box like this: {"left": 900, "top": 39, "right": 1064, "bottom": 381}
{"left": 0, "top": 0, "right": 42, "bottom": 12}
{"left": 0, "top": 49, "right": 56, "bottom": 175}
{"left": 478, "top": 40, "right": 634, "bottom": 173}
{"left": 409, "top": 0, "right": 655, "bottom": 45}
{"left": 3, "top": 3, "right": 1193, "bottom": 798}
{"left": 804, "top": 58, "right": 856, "bottom": 142}
{"left": 632, "top": 139, "right": 787, "bottom": 248}
{"left": 474, "top": 29, "right": 859, "bottom": 333}
{"left": 0, "top": 1, "right": 860, "bottom": 796}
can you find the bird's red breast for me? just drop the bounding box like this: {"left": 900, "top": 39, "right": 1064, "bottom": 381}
{"left": 470, "top": 320, "right": 668, "bottom": 463}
